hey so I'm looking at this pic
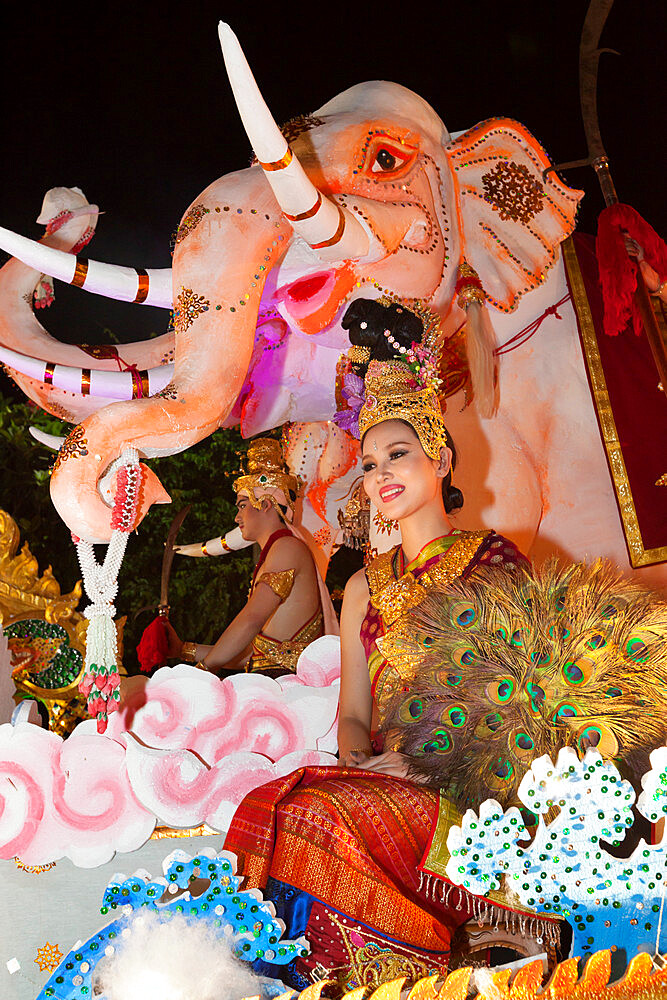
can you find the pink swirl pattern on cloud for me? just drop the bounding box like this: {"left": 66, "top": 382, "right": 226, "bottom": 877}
{"left": 0, "top": 722, "right": 154, "bottom": 867}
{"left": 0, "top": 638, "right": 341, "bottom": 867}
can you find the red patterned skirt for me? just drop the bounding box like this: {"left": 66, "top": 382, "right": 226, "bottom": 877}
{"left": 225, "top": 766, "right": 475, "bottom": 987}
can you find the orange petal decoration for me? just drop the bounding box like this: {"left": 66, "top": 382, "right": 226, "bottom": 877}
{"left": 436, "top": 968, "right": 473, "bottom": 1000}
{"left": 509, "top": 960, "right": 544, "bottom": 998}
{"left": 368, "top": 978, "right": 406, "bottom": 1000}
{"left": 241, "top": 950, "right": 667, "bottom": 1000}
{"left": 407, "top": 974, "right": 439, "bottom": 1000}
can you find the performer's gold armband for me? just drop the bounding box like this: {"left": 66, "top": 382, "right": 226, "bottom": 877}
{"left": 256, "top": 568, "right": 295, "bottom": 603}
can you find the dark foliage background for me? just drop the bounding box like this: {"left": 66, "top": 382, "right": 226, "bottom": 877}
{"left": 0, "top": 390, "right": 254, "bottom": 669}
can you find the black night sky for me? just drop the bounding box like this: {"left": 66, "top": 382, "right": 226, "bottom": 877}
{"left": 0, "top": 1, "right": 663, "bottom": 348}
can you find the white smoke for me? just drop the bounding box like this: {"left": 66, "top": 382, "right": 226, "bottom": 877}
{"left": 96, "top": 912, "right": 264, "bottom": 1000}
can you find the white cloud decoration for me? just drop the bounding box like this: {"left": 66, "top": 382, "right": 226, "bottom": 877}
{"left": 446, "top": 746, "right": 667, "bottom": 959}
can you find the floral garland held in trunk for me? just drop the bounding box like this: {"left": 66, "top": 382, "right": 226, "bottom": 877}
{"left": 74, "top": 449, "right": 143, "bottom": 733}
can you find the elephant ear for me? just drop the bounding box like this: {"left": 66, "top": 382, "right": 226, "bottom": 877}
{"left": 447, "top": 118, "right": 583, "bottom": 312}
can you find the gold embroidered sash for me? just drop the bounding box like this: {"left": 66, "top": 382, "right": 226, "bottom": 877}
{"left": 249, "top": 608, "right": 323, "bottom": 674}
{"left": 368, "top": 530, "right": 489, "bottom": 628}
{"left": 367, "top": 531, "right": 489, "bottom": 711}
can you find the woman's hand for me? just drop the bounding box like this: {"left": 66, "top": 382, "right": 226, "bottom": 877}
{"left": 348, "top": 750, "right": 416, "bottom": 780}
{"left": 338, "top": 749, "right": 372, "bottom": 768}
{"left": 623, "top": 234, "right": 644, "bottom": 261}
{"left": 162, "top": 619, "right": 185, "bottom": 658}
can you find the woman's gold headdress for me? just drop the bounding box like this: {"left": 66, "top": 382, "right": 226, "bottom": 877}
{"left": 233, "top": 438, "right": 299, "bottom": 521}
{"left": 358, "top": 359, "right": 448, "bottom": 460}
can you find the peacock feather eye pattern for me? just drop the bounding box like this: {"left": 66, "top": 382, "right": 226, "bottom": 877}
{"left": 380, "top": 558, "right": 667, "bottom": 809}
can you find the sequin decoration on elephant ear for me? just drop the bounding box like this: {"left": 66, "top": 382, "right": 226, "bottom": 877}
{"left": 378, "top": 558, "right": 667, "bottom": 808}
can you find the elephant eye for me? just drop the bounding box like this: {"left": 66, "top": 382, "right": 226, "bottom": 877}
{"left": 375, "top": 148, "right": 397, "bottom": 171}
{"left": 363, "top": 135, "right": 418, "bottom": 178}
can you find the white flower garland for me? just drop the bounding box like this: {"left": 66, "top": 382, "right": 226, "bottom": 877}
{"left": 75, "top": 448, "right": 143, "bottom": 732}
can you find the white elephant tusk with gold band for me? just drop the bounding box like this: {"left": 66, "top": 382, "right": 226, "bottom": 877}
{"left": 0, "top": 225, "right": 173, "bottom": 308}
{"left": 217, "top": 22, "right": 369, "bottom": 262}
{"left": 0, "top": 344, "right": 174, "bottom": 400}
{"left": 176, "top": 527, "right": 252, "bottom": 557}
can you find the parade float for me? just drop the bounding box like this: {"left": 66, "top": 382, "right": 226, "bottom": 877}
{"left": 0, "top": 1, "right": 666, "bottom": 997}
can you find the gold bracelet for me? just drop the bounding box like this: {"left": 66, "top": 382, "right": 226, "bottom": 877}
{"left": 181, "top": 641, "right": 198, "bottom": 663}
{"left": 193, "top": 660, "right": 209, "bottom": 672}
{"left": 201, "top": 541, "right": 209, "bottom": 556}
{"left": 348, "top": 747, "right": 372, "bottom": 756}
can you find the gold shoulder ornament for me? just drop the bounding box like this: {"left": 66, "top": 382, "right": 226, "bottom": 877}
{"left": 256, "top": 568, "right": 295, "bottom": 603}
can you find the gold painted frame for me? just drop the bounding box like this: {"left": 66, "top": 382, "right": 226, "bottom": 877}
{"left": 563, "top": 239, "right": 667, "bottom": 568}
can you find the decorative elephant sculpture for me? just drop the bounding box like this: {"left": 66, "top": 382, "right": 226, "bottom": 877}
{"left": 0, "top": 24, "right": 662, "bottom": 586}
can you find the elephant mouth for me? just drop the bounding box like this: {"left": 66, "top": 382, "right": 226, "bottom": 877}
{"left": 280, "top": 270, "right": 336, "bottom": 320}
{"left": 274, "top": 266, "right": 356, "bottom": 336}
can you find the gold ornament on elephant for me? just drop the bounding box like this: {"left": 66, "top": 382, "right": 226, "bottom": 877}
{"left": 481, "top": 160, "right": 545, "bottom": 225}
{"left": 173, "top": 287, "right": 211, "bottom": 335}
{"left": 51, "top": 425, "right": 89, "bottom": 475}
{"left": 172, "top": 203, "right": 211, "bottom": 248}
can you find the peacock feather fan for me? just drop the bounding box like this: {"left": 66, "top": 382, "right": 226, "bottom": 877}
{"left": 378, "top": 559, "right": 667, "bottom": 809}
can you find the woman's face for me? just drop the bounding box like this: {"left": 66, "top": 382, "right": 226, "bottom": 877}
{"left": 361, "top": 420, "right": 451, "bottom": 521}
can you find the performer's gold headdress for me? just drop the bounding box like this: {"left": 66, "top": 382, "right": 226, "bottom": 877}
{"left": 358, "top": 359, "right": 448, "bottom": 460}
{"left": 233, "top": 438, "right": 299, "bottom": 521}
{"left": 335, "top": 297, "right": 449, "bottom": 461}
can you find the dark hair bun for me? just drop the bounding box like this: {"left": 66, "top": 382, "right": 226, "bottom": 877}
{"left": 342, "top": 299, "right": 424, "bottom": 369}
{"left": 443, "top": 484, "right": 464, "bottom": 513}
{"left": 441, "top": 438, "right": 463, "bottom": 512}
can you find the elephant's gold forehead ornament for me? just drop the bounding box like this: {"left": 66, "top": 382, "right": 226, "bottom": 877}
{"left": 233, "top": 438, "right": 300, "bottom": 521}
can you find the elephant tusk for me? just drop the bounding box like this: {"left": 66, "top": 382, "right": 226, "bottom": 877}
{"left": 0, "top": 225, "right": 173, "bottom": 307}
{"left": 0, "top": 344, "right": 174, "bottom": 400}
{"left": 29, "top": 426, "right": 66, "bottom": 451}
{"left": 218, "top": 22, "right": 369, "bottom": 262}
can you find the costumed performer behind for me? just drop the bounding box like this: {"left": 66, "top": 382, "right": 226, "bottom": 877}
{"left": 224, "top": 296, "right": 558, "bottom": 990}
{"left": 164, "top": 438, "right": 337, "bottom": 676}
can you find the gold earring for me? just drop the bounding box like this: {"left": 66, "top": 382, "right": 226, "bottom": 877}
{"left": 372, "top": 509, "right": 399, "bottom": 535}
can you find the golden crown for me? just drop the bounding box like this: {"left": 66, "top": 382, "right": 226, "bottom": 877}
{"left": 233, "top": 438, "right": 299, "bottom": 517}
{"left": 358, "top": 360, "right": 448, "bottom": 460}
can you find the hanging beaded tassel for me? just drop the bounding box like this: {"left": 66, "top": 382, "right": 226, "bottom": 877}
{"left": 455, "top": 260, "right": 498, "bottom": 418}
{"left": 75, "top": 448, "right": 143, "bottom": 733}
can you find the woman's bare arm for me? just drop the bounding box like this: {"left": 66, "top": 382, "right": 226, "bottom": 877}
{"left": 337, "top": 568, "right": 374, "bottom": 766}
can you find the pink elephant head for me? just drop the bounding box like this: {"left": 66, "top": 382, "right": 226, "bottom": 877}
{"left": 0, "top": 25, "right": 582, "bottom": 543}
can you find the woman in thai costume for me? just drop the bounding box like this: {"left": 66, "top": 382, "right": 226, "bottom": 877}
{"left": 225, "top": 299, "right": 559, "bottom": 990}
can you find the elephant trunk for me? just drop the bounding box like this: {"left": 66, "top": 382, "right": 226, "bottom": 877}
{"left": 218, "top": 22, "right": 368, "bottom": 263}
{"left": 51, "top": 171, "right": 291, "bottom": 542}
